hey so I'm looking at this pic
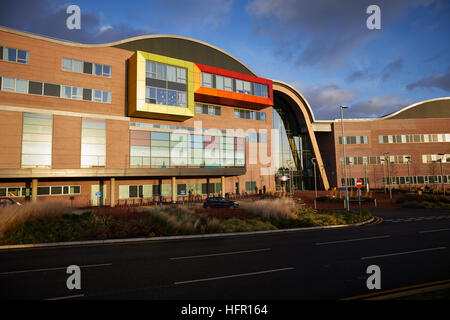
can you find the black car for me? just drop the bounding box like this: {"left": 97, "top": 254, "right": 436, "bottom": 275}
{"left": 203, "top": 197, "right": 239, "bottom": 208}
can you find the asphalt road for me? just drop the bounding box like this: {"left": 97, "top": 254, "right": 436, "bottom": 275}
{"left": 0, "top": 208, "right": 449, "bottom": 300}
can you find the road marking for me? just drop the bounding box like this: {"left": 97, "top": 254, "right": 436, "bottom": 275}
{"left": 0, "top": 263, "right": 112, "bottom": 276}
{"left": 169, "top": 248, "right": 271, "bottom": 260}
{"left": 361, "top": 247, "right": 447, "bottom": 260}
{"left": 342, "top": 279, "right": 450, "bottom": 300}
{"left": 174, "top": 267, "right": 294, "bottom": 285}
{"left": 46, "top": 294, "right": 85, "bottom": 300}
{"left": 419, "top": 228, "right": 450, "bottom": 234}
{"left": 316, "top": 235, "right": 390, "bottom": 245}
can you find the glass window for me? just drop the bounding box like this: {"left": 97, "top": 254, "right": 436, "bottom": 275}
{"left": 81, "top": 119, "right": 105, "bottom": 168}
{"left": 102, "top": 91, "right": 111, "bottom": 103}
{"left": 2, "top": 77, "right": 15, "bottom": 92}
{"left": 146, "top": 61, "right": 156, "bottom": 78}
{"left": 235, "top": 79, "right": 243, "bottom": 93}
{"left": 93, "top": 89, "right": 102, "bottom": 102}
{"left": 6, "top": 47, "right": 17, "bottom": 62}
{"left": 15, "top": 79, "right": 27, "bottom": 93}
{"left": 62, "top": 58, "right": 72, "bottom": 71}
{"left": 177, "top": 91, "right": 186, "bottom": 107}
{"left": 146, "top": 86, "right": 156, "bottom": 104}
{"left": 202, "top": 73, "right": 213, "bottom": 88}
{"left": 157, "top": 88, "right": 167, "bottom": 105}
{"left": 94, "top": 63, "right": 103, "bottom": 76}
{"left": 21, "top": 113, "right": 52, "bottom": 168}
{"left": 167, "top": 65, "right": 177, "bottom": 82}
{"left": 216, "top": 75, "right": 224, "bottom": 90}
{"left": 156, "top": 63, "right": 166, "bottom": 80}
{"left": 224, "top": 77, "right": 232, "bottom": 91}
{"left": 103, "top": 65, "right": 111, "bottom": 77}
{"left": 73, "top": 60, "right": 83, "bottom": 73}
{"left": 176, "top": 67, "right": 186, "bottom": 84}
{"left": 16, "top": 49, "right": 28, "bottom": 63}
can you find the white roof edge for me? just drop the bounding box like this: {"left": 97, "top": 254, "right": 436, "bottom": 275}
{"left": 379, "top": 97, "right": 450, "bottom": 120}
{"left": 271, "top": 80, "right": 317, "bottom": 122}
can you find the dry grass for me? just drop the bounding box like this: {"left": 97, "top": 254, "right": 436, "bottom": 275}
{"left": 139, "top": 205, "right": 222, "bottom": 235}
{"left": 241, "top": 198, "right": 298, "bottom": 220}
{"left": 0, "top": 201, "right": 72, "bottom": 236}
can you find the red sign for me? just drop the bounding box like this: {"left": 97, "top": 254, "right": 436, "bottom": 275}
{"left": 356, "top": 179, "right": 362, "bottom": 189}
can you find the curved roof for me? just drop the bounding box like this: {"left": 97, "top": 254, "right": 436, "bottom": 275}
{"left": 380, "top": 97, "right": 450, "bottom": 120}
{"left": 271, "top": 80, "right": 317, "bottom": 123}
{"left": 0, "top": 26, "right": 257, "bottom": 76}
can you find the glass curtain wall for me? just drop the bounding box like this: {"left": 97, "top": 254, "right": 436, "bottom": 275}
{"left": 130, "top": 130, "right": 245, "bottom": 169}
{"left": 272, "top": 108, "right": 314, "bottom": 190}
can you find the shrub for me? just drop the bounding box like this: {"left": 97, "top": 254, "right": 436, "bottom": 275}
{"left": 217, "top": 218, "right": 276, "bottom": 233}
{"left": 0, "top": 214, "right": 84, "bottom": 245}
{"left": 0, "top": 201, "right": 72, "bottom": 236}
{"left": 242, "top": 199, "right": 298, "bottom": 220}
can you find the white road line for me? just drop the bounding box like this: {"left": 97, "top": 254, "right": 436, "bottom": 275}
{"left": 0, "top": 263, "right": 112, "bottom": 276}
{"left": 174, "top": 267, "right": 294, "bottom": 285}
{"left": 316, "top": 235, "right": 390, "bottom": 245}
{"left": 46, "top": 294, "right": 85, "bottom": 300}
{"left": 169, "top": 248, "right": 271, "bottom": 260}
{"left": 419, "top": 228, "right": 450, "bottom": 234}
{"left": 361, "top": 247, "right": 447, "bottom": 260}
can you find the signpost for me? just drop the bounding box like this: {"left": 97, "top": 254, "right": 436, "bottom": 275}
{"left": 356, "top": 179, "right": 362, "bottom": 215}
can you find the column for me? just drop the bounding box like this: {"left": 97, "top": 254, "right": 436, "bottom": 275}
{"left": 172, "top": 177, "right": 176, "bottom": 203}
{"left": 31, "top": 178, "right": 38, "bottom": 202}
{"left": 110, "top": 178, "right": 115, "bottom": 207}
{"left": 221, "top": 176, "right": 225, "bottom": 198}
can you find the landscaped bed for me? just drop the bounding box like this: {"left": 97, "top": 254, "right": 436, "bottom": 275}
{"left": 0, "top": 199, "right": 372, "bottom": 245}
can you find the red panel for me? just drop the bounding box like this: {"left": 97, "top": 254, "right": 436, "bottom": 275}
{"left": 195, "top": 63, "right": 273, "bottom": 107}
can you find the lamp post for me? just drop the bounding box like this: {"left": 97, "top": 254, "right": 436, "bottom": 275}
{"left": 340, "top": 105, "right": 350, "bottom": 212}
{"left": 311, "top": 158, "right": 317, "bottom": 198}
{"left": 405, "top": 156, "right": 411, "bottom": 192}
{"left": 384, "top": 152, "right": 392, "bottom": 201}
{"left": 438, "top": 153, "right": 445, "bottom": 196}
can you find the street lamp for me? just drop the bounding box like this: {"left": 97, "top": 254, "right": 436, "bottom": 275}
{"left": 384, "top": 152, "right": 392, "bottom": 201}
{"left": 340, "top": 105, "right": 350, "bottom": 212}
{"left": 405, "top": 156, "right": 412, "bottom": 192}
{"left": 311, "top": 158, "right": 317, "bottom": 198}
{"left": 438, "top": 153, "right": 445, "bottom": 196}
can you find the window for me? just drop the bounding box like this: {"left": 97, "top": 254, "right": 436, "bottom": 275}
{"left": 234, "top": 108, "right": 265, "bottom": 121}
{"left": 2, "top": 47, "right": 29, "bottom": 64}
{"left": 202, "top": 73, "right": 213, "bottom": 88}
{"left": 61, "top": 85, "right": 82, "bottom": 100}
{"left": 81, "top": 119, "right": 106, "bottom": 168}
{"left": 224, "top": 77, "right": 233, "bottom": 91}
{"left": 146, "top": 61, "right": 156, "bottom": 78}
{"left": 216, "top": 75, "right": 224, "bottom": 90}
{"left": 63, "top": 58, "right": 107, "bottom": 75}
{"left": 146, "top": 87, "right": 156, "bottom": 104}
{"left": 338, "top": 136, "right": 369, "bottom": 145}
{"left": 21, "top": 113, "right": 52, "bottom": 168}
{"left": 195, "top": 104, "right": 221, "bottom": 116}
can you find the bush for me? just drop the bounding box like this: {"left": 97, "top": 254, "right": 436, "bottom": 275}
{"left": 0, "top": 214, "right": 84, "bottom": 245}
{"left": 242, "top": 199, "right": 298, "bottom": 220}
{"left": 0, "top": 201, "right": 72, "bottom": 236}
{"left": 217, "top": 218, "right": 276, "bottom": 233}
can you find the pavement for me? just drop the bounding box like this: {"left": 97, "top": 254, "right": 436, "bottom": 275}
{"left": 0, "top": 208, "right": 449, "bottom": 300}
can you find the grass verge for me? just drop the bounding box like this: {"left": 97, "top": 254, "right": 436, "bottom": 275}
{"left": 0, "top": 200, "right": 372, "bottom": 245}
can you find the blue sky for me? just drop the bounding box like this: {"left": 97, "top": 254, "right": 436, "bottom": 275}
{"left": 0, "top": 0, "right": 449, "bottom": 119}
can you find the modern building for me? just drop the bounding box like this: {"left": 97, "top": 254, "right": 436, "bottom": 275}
{"left": 0, "top": 26, "right": 448, "bottom": 206}
{"left": 315, "top": 98, "right": 450, "bottom": 191}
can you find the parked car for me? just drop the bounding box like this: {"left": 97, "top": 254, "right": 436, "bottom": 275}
{"left": 0, "top": 197, "right": 22, "bottom": 208}
{"left": 203, "top": 197, "right": 239, "bottom": 208}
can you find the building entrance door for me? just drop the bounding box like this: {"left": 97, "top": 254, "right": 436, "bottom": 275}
{"left": 91, "top": 184, "right": 107, "bottom": 206}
